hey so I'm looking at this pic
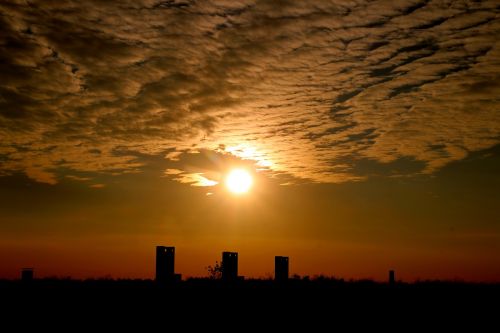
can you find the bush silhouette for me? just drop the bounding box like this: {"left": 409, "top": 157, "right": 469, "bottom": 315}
{"left": 206, "top": 261, "right": 223, "bottom": 280}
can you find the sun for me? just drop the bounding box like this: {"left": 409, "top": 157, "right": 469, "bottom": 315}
{"left": 225, "top": 169, "right": 253, "bottom": 194}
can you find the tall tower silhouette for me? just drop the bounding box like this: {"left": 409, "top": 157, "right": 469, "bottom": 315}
{"left": 275, "top": 256, "right": 289, "bottom": 282}
{"left": 156, "top": 246, "right": 175, "bottom": 283}
{"left": 222, "top": 252, "right": 238, "bottom": 281}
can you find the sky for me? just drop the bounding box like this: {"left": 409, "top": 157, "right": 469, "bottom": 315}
{"left": 0, "top": 0, "right": 499, "bottom": 281}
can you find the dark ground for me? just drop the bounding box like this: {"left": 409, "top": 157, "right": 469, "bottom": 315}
{"left": 2, "top": 278, "right": 499, "bottom": 328}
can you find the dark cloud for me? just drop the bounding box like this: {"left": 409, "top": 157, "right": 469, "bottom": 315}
{"left": 0, "top": 0, "right": 499, "bottom": 184}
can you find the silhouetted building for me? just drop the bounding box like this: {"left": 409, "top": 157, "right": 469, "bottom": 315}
{"left": 275, "top": 256, "right": 289, "bottom": 282}
{"left": 222, "top": 252, "right": 238, "bottom": 281}
{"left": 389, "top": 270, "right": 395, "bottom": 285}
{"left": 156, "top": 246, "right": 175, "bottom": 283}
{"left": 21, "top": 268, "right": 33, "bottom": 281}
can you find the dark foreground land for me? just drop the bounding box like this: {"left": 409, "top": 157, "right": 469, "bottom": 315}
{"left": 2, "top": 278, "right": 499, "bottom": 327}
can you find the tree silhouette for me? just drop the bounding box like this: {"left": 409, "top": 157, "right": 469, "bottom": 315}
{"left": 206, "top": 261, "right": 223, "bottom": 280}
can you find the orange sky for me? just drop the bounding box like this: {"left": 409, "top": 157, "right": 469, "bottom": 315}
{"left": 1, "top": 148, "right": 499, "bottom": 281}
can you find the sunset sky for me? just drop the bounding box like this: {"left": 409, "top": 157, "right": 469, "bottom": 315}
{"left": 1, "top": 0, "right": 499, "bottom": 281}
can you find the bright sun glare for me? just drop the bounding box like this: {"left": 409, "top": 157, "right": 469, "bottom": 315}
{"left": 225, "top": 169, "right": 253, "bottom": 194}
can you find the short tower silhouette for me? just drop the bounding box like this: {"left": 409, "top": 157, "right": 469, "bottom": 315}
{"left": 275, "top": 256, "right": 289, "bottom": 282}
{"left": 21, "top": 268, "right": 33, "bottom": 281}
{"left": 222, "top": 252, "right": 238, "bottom": 281}
{"left": 389, "top": 270, "right": 395, "bottom": 285}
{"left": 156, "top": 246, "right": 175, "bottom": 283}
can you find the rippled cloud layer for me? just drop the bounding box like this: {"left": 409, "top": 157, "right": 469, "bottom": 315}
{"left": 1, "top": 0, "right": 499, "bottom": 184}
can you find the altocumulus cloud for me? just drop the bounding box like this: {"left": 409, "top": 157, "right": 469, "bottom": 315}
{"left": 0, "top": 0, "right": 499, "bottom": 184}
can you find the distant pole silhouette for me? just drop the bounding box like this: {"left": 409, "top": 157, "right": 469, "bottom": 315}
{"left": 389, "top": 270, "right": 395, "bottom": 285}
{"left": 156, "top": 246, "right": 175, "bottom": 283}
{"left": 275, "top": 256, "right": 289, "bottom": 282}
{"left": 21, "top": 268, "right": 34, "bottom": 281}
{"left": 222, "top": 252, "right": 238, "bottom": 281}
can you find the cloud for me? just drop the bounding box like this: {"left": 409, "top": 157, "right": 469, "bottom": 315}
{"left": 65, "top": 175, "right": 92, "bottom": 181}
{"left": 0, "top": 0, "right": 499, "bottom": 184}
{"left": 164, "top": 166, "right": 218, "bottom": 186}
{"left": 174, "top": 173, "right": 218, "bottom": 187}
{"left": 164, "top": 168, "right": 183, "bottom": 175}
